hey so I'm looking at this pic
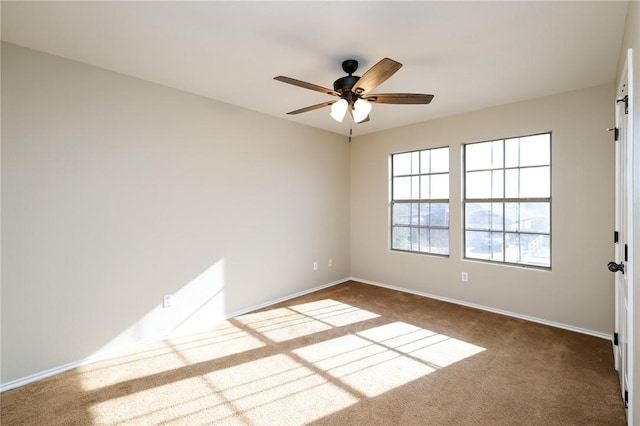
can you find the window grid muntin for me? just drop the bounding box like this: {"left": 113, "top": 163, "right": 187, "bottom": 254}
{"left": 463, "top": 133, "right": 551, "bottom": 268}
{"left": 391, "top": 147, "right": 450, "bottom": 256}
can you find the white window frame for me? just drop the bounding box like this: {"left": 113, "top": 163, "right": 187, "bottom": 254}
{"left": 463, "top": 132, "right": 552, "bottom": 268}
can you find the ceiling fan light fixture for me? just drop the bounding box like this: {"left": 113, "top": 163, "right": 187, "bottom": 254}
{"left": 330, "top": 99, "right": 348, "bottom": 122}
{"left": 352, "top": 99, "right": 372, "bottom": 123}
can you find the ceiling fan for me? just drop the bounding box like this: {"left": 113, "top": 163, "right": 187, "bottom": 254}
{"left": 274, "top": 58, "right": 434, "bottom": 124}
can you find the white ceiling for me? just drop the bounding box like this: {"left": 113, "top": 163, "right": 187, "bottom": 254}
{"left": 1, "top": 1, "right": 629, "bottom": 137}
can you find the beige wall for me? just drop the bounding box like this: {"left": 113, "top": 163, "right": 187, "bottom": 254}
{"left": 617, "top": 1, "right": 640, "bottom": 422}
{"left": 351, "top": 84, "right": 615, "bottom": 334}
{"left": 1, "top": 43, "right": 351, "bottom": 384}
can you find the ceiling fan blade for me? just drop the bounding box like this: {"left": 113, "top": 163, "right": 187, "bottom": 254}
{"left": 286, "top": 100, "right": 336, "bottom": 115}
{"left": 364, "top": 93, "right": 434, "bottom": 104}
{"left": 352, "top": 58, "right": 402, "bottom": 95}
{"left": 357, "top": 114, "right": 371, "bottom": 124}
{"left": 274, "top": 76, "right": 339, "bottom": 96}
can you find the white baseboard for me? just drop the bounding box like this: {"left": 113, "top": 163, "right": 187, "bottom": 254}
{"left": 0, "top": 335, "right": 167, "bottom": 393}
{"left": 350, "top": 276, "right": 613, "bottom": 341}
{"left": 0, "top": 277, "right": 350, "bottom": 393}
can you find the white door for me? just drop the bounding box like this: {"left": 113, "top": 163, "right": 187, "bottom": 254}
{"left": 612, "top": 48, "right": 632, "bottom": 413}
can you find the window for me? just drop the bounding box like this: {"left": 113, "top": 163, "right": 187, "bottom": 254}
{"left": 463, "top": 133, "right": 551, "bottom": 268}
{"left": 391, "top": 147, "right": 450, "bottom": 255}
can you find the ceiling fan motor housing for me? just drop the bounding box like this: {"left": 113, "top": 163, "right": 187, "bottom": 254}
{"left": 334, "top": 59, "right": 361, "bottom": 95}
{"left": 341, "top": 59, "right": 359, "bottom": 74}
{"left": 333, "top": 75, "right": 360, "bottom": 94}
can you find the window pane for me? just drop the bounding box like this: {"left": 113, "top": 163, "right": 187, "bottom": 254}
{"left": 504, "top": 233, "right": 550, "bottom": 266}
{"left": 519, "top": 233, "right": 550, "bottom": 267}
{"left": 506, "top": 202, "right": 550, "bottom": 233}
{"left": 431, "top": 174, "right": 449, "bottom": 199}
{"left": 505, "top": 169, "right": 519, "bottom": 198}
{"left": 490, "top": 231, "right": 504, "bottom": 261}
{"left": 505, "top": 233, "right": 521, "bottom": 263}
{"left": 466, "top": 142, "right": 492, "bottom": 171}
{"left": 520, "top": 166, "right": 550, "bottom": 198}
{"left": 392, "top": 227, "right": 411, "bottom": 250}
{"left": 392, "top": 203, "right": 411, "bottom": 225}
{"left": 393, "top": 153, "right": 412, "bottom": 176}
{"left": 466, "top": 203, "right": 491, "bottom": 229}
{"left": 505, "top": 138, "right": 519, "bottom": 167}
{"left": 419, "top": 228, "right": 429, "bottom": 252}
{"left": 411, "top": 151, "right": 420, "bottom": 175}
{"left": 411, "top": 176, "right": 420, "bottom": 199}
{"left": 419, "top": 203, "right": 430, "bottom": 226}
{"left": 431, "top": 147, "right": 449, "bottom": 173}
{"left": 467, "top": 203, "right": 503, "bottom": 231}
{"left": 466, "top": 171, "right": 492, "bottom": 198}
{"left": 430, "top": 229, "right": 449, "bottom": 254}
{"left": 410, "top": 203, "right": 419, "bottom": 226}
{"left": 492, "top": 170, "right": 504, "bottom": 198}
{"left": 490, "top": 203, "right": 503, "bottom": 231}
{"left": 420, "top": 150, "right": 430, "bottom": 174}
{"left": 420, "top": 175, "right": 430, "bottom": 199}
{"left": 466, "top": 231, "right": 491, "bottom": 259}
{"left": 430, "top": 203, "right": 450, "bottom": 227}
{"left": 411, "top": 228, "right": 420, "bottom": 251}
{"left": 521, "top": 203, "right": 550, "bottom": 233}
{"left": 393, "top": 176, "right": 411, "bottom": 200}
{"left": 466, "top": 231, "right": 503, "bottom": 260}
{"left": 520, "top": 134, "right": 550, "bottom": 167}
{"left": 492, "top": 140, "right": 504, "bottom": 168}
{"left": 505, "top": 203, "right": 519, "bottom": 231}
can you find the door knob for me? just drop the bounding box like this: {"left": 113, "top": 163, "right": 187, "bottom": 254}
{"left": 608, "top": 261, "right": 625, "bottom": 274}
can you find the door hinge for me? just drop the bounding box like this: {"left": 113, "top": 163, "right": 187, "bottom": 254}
{"left": 624, "top": 390, "right": 628, "bottom": 407}
{"left": 614, "top": 332, "right": 619, "bottom": 346}
{"left": 617, "top": 95, "right": 629, "bottom": 114}
{"left": 614, "top": 231, "right": 619, "bottom": 243}
{"left": 608, "top": 127, "right": 619, "bottom": 141}
{"left": 625, "top": 244, "right": 628, "bottom": 262}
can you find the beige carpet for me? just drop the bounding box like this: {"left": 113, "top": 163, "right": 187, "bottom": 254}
{"left": 1, "top": 281, "right": 627, "bottom": 425}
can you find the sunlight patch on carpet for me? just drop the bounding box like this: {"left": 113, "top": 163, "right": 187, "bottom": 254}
{"left": 293, "top": 321, "right": 485, "bottom": 397}
{"left": 358, "top": 322, "right": 486, "bottom": 367}
{"left": 79, "top": 323, "right": 265, "bottom": 390}
{"left": 165, "top": 322, "right": 266, "bottom": 364}
{"left": 289, "top": 299, "right": 381, "bottom": 327}
{"left": 89, "top": 354, "right": 357, "bottom": 425}
{"left": 235, "top": 299, "right": 379, "bottom": 342}
{"left": 293, "top": 334, "right": 434, "bottom": 397}
{"left": 83, "top": 298, "right": 483, "bottom": 423}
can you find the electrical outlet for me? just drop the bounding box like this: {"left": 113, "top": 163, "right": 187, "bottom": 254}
{"left": 313, "top": 262, "right": 319, "bottom": 271}
{"left": 461, "top": 272, "right": 468, "bottom": 282}
{"left": 328, "top": 258, "right": 333, "bottom": 267}
{"left": 163, "top": 294, "right": 173, "bottom": 308}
